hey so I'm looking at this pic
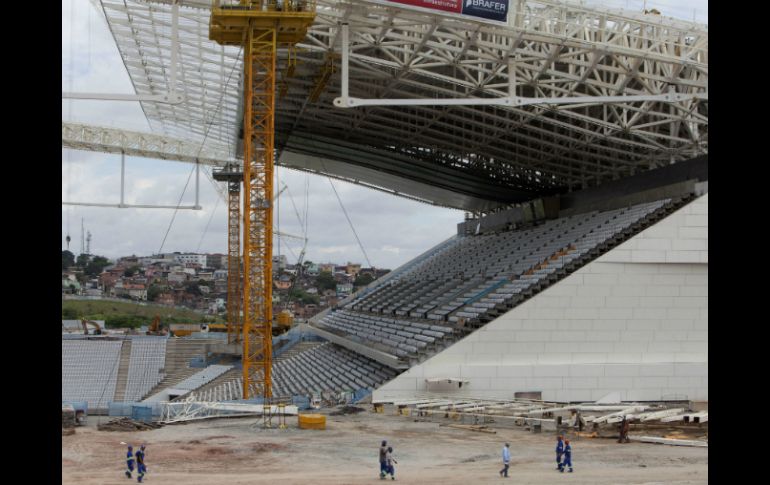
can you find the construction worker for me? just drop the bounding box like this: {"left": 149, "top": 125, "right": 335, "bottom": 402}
{"left": 125, "top": 445, "right": 134, "bottom": 479}
{"left": 555, "top": 435, "right": 564, "bottom": 470}
{"left": 560, "top": 439, "right": 573, "bottom": 473}
{"left": 499, "top": 442, "right": 511, "bottom": 477}
{"left": 379, "top": 440, "right": 388, "bottom": 479}
{"left": 135, "top": 444, "right": 146, "bottom": 483}
{"left": 618, "top": 417, "right": 630, "bottom": 443}
{"left": 385, "top": 446, "right": 398, "bottom": 480}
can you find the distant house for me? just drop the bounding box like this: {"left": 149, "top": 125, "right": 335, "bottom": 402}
{"left": 346, "top": 262, "right": 362, "bottom": 277}
{"left": 62, "top": 277, "right": 81, "bottom": 293}
{"left": 168, "top": 272, "right": 188, "bottom": 284}
{"left": 275, "top": 275, "right": 292, "bottom": 290}
{"left": 318, "top": 263, "right": 335, "bottom": 274}
{"left": 337, "top": 283, "right": 353, "bottom": 296}
{"left": 213, "top": 269, "right": 228, "bottom": 280}
{"left": 214, "top": 280, "right": 228, "bottom": 294}
{"left": 305, "top": 263, "right": 320, "bottom": 276}
{"left": 207, "top": 253, "right": 226, "bottom": 269}
{"left": 174, "top": 253, "right": 207, "bottom": 267}
{"left": 306, "top": 287, "right": 318, "bottom": 295}
{"left": 113, "top": 282, "right": 147, "bottom": 300}
{"left": 197, "top": 271, "right": 214, "bottom": 281}
{"left": 157, "top": 293, "right": 175, "bottom": 306}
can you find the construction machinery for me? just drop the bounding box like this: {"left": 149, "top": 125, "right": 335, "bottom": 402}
{"left": 209, "top": 0, "right": 316, "bottom": 400}
{"left": 146, "top": 315, "right": 168, "bottom": 336}
{"left": 275, "top": 237, "right": 306, "bottom": 335}
{"left": 80, "top": 318, "right": 102, "bottom": 335}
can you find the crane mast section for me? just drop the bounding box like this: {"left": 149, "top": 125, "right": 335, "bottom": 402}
{"left": 209, "top": 1, "right": 316, "bottom": 400}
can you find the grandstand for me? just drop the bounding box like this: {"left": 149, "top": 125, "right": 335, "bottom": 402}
{"left": 61, "top": 159, "right": 707, "bottom": 410}
{"left": 61, "top": 0, "right": 707, "bottom": 411}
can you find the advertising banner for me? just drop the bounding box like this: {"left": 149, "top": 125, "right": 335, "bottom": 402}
{"left": 380, "top": 0, "right": 510, "bottom": 23}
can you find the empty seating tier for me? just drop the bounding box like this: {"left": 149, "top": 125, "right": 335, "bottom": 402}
{"left": 312, "top": 198, "right": 679, "bottom": 364}
{"left": 192, "top": 342, "right": 398, "bottom": 402}
{"left": 62, "top": 339, "right": 123, "bottom": 411}
{"left": 124, "top": 336, "right": 167, "bottom": 402}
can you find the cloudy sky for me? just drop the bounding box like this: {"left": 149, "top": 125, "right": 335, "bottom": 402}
{"left": 62, "top": 0, "right": 707, "bottom": 270}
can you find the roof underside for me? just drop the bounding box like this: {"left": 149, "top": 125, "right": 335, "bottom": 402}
{"left": 97, "top": 0, "right": 708, "bottom": 211}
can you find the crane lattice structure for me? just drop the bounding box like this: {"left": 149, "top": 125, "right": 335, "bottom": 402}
{"left": 209, "top": 0, "right": 316, "bottom": 401}
{"left": 212, "top": 163, "right": 243, "bottom": 345}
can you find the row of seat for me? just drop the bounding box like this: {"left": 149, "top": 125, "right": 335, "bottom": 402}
{"left": 189, "top": 342, "right": 398, "bottom": 401}
{"left": 312, "top": 199, "right": 675, "bottom": 363}
{"left": 62, "top": 340, "right": 122, "bottom": 410}
{"left": 124, "top": 337, "right": 167, "bottom": 402}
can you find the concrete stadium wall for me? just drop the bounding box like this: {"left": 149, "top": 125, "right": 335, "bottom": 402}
{"left": 374, "top": 193, "right": 708, "bottom": 403}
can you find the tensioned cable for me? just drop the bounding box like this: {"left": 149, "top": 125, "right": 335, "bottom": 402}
{"left": 157, "top": 165, "right": 196, "bottom": 255}
{"left": 158, "top": 43, "right": 244, "bottom": 254}
{"left": 284, "top": 184, "right": 306, "bottom": 231}
{"left": 195, "top": 196, "right": 221, "bottom": 253}
{"left": 304, "top": 174, "right": 310, "bottom": 238}
{"left": 327, "top": 177, "right": 373, "bottom": 269}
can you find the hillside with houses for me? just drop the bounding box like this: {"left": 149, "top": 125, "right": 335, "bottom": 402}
{"left": 62, "top": 250, "right": 389, "bottom": 321}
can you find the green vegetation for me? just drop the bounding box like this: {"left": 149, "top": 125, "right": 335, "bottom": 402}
{"left": 353, "top": 273, "right": 374, "bottom": 288}
{"left": 289, "top": 288, "right": 320, "bottom": 305}
{"left": 61, "top": 299, "right": 224, "bottom": 329}
{"left": 123, "top": 265, "right": 140, "bottom": 277}
{"left": 315, "top": 271, "right": 337, "bottom": 291}
{"left": 62, "top": 250, "right": 75, "bottom": 270}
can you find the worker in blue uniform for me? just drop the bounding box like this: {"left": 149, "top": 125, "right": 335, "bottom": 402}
{"left": 560, "top": 439, "right": 573, "bottom": 473}
{"left": 555, "top": 435, "right": 564, "bottom": 470}
{"left": 135, "top": 445, "right": 146, "bottom": 483}
{"left": 125, "top": 445, "right": 134, "bottom": 479}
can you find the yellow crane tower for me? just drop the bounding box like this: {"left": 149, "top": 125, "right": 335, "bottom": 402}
{"left": 212, "top": 163, "right": 243, "bottom": 346}
{"left": 209, "top": 1, "right": 316, "bottom": 400}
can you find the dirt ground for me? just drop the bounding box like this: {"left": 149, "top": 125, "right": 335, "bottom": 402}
{"left": 62, "top": 406, "right": 708, "bottom": 484}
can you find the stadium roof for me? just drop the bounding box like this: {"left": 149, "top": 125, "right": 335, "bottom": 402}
{"left": 85, "top": 0, "right": 707, "bottom": 211}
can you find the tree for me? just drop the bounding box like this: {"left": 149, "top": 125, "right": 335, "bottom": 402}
{"left": 76, "top": 253, "right": 90, "bottom": 268}
{"left": 62, "top": 250, "right": 75, "bottom": 270}
{"left": 123, "top": 265, "right": 140, "bottom": 277}
{"left": 289, "top": 288, "right": 320, "bottom": 305}
{"left": 184, "top": 281, "right": 202, "bottom": 296}
{"left": 354, "top": 273, "right": 374, "bottom": 288}
{"left": 315, "top": 271, "right": 337, "bottom": 291}
{"left": 86, "top": 256, "right": 111, "bottom": 277}
{"left": 147, "top": 284, "right": 162, "bottom": 302}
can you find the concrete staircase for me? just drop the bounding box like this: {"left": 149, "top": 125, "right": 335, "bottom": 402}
{"left": 112, "top": 339, "right": 133, "bottom": 402}
{"left": 139, "top": 338, "right": 220, "bottom": 401}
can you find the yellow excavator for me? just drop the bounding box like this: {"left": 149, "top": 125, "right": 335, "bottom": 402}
{"left": 146, "top": 315, "right": 168, "bottom": 336}
{"left": 80, "top": 318, "right": 102, "bottom": 335}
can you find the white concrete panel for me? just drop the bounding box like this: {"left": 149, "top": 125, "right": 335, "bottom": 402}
{"left": 374, "top": 194, "right": 708, "bottom": 404}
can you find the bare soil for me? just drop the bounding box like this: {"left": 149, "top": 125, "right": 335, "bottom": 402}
{"left": 62, "top": 407, "right": 708, "bottom": 484}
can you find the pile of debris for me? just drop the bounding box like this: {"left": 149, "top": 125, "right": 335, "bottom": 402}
{"left": 62, "top": 404, "right": 76, "bottom": 429}
{"left": 329, "top": 405, "right": 365, "bottom": 416}
{"left": 97, "top": 417, "right": 163, "bottom": 432}
{"left": 382, "top": 395, "right": 708, "bottom": 447}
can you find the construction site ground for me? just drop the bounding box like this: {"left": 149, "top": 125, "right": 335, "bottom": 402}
{"left": 62, "top": 405, "right": 708, "bottom": 484}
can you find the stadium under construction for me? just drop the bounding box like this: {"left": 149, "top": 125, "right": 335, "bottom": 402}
{"left": 62, "top": 1, "right": 707, "bottom": 477}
